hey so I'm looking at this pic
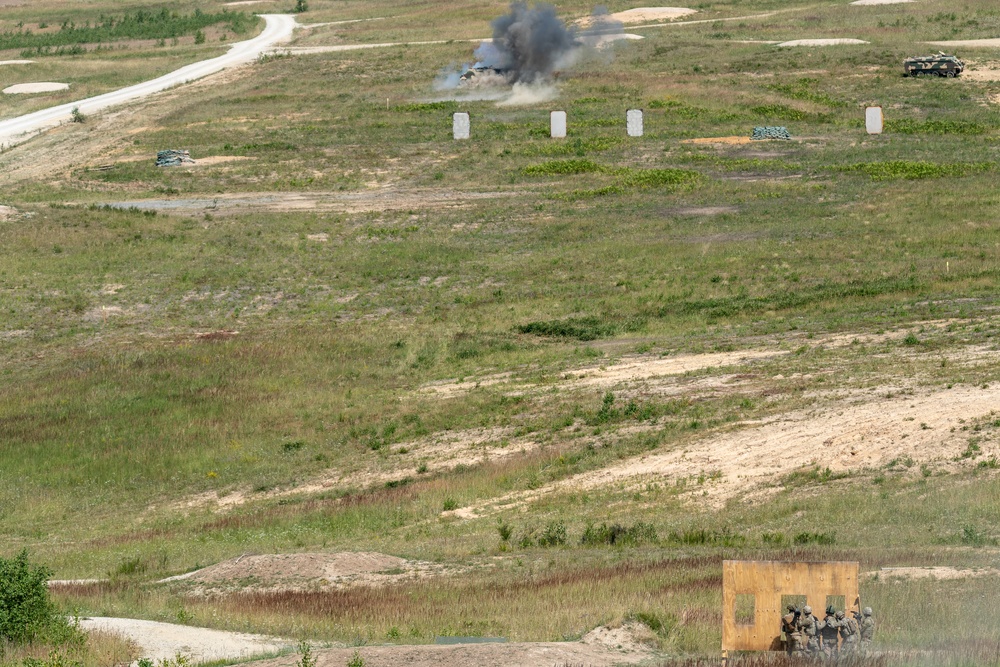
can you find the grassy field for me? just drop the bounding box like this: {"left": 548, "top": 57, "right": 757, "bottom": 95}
{"left": 3, "top": 0, "right": 1000, "bottom": 662}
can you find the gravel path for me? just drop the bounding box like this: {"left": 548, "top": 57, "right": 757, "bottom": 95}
{"left": 0, "top": 15, "right": 297, "bottom": 149}
{"left": 79, "top": 617, "right": 292, "bottom": 664}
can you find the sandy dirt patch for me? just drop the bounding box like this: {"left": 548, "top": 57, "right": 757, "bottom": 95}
{"left": 850, "top": 0, "right": 914, "bottom": 5}
{"left": 961, "top": 65, "right": 1000, "bottom": 83}
{"left": 3, "top": 82, "right": 69, "bottom": 94}
{"left": 869, "top": 567, "right": 1000, "bottom": 581}
{"left": 80, "top": 617, "right": 289, "bottom": 664}
{"left": 0, "top": 204, "right": 19, "bottom": 221}
{"left": 103, "top": 188, "right": 514, "bottom": 216}
{"left": 610, "top": 7, "right": 697, "bottom": 23}
{"left": 681, "top": 136, "right": 753, "bottom": 144}
{"left": 926, "top": 38, "right": 1000, "bottom": 48}
{"left": 0, "top": 60, "right": 34, "bottom": 66}
{"left": 187, "top": 155, "right": 255, "bottom": 166}
{"left": 160, "top": 426, "right": 539, "bottom": 515}
{"left": 420, "top": 349, "right": 785, "bottom": 399}
{"left": 777, "top": 39, "right": 869, "bottom": 47}
{"left": 251, "top": 622, "right": 654, "bottom": 667}
{"left": 451, "top": 383, "right": 1000, "bottom": 517}
{"left": 158, "top": 552, "right": 453, "bottom": 591}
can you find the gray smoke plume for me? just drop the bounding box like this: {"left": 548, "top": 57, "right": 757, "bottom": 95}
{"left": 478, "top": 2, "right": 579, "bottom": 84}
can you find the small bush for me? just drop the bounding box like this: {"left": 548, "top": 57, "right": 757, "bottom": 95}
{"left": 442, "top": 497, "right": 458, "bottom": 511}
{"left": 346, "top": 650, "right": 365, "bottom": 667}
{"left": 298, "top": 641, "right": 316, "bottom": 667}
{"left": 70, "top": 107, "right": 85, "bottom": 124}
{"left": 666, "top": 529, "right": 745, "bottom": 546}
{"left": 581, "top": 521, "right": 658, "bottom": 546}
{"left": 960, "top": 525, "right": 997, "bottom": 547}
{"left": 497, "top": 521, "right": 513, "bottom": 542}
{"left": 793, "top": 532, "right": 836, "bottom": 545}
{"left": 537, "top": 521, "right": 567, "bottom": 546}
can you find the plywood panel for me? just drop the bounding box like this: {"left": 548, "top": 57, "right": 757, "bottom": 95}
{"left": 722, "top": 560, "right": 859, "bottom": 651}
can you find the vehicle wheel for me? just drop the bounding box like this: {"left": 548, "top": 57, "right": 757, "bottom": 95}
{"left": 947, "top": 70, "right": 956, "bottom": 77}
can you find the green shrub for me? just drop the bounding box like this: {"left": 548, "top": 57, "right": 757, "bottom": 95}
{"left": 793, "top": 532, "right": 836, "bottom": 545}
{"left": 346, "top": 650, "right": 365, "bottom": 667}
{"left": 0, "top": 550, "right": 69, "bottom": 643}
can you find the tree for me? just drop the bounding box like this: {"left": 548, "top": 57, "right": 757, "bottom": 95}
{"left": 0, "top": 550, "right": 64, "bottom": 643}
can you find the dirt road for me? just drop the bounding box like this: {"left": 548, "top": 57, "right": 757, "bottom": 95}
{"left": 0, "top": 15, "right": 297, "bottom": 149}
{"left": 79, "top": 617, "right": 291, "bottom": 664}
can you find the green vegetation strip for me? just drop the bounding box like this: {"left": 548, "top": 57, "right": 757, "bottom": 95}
{"left": 521, "top": 160, "right": 701, "bottom": 198}
{"left": 840, "top": 161, "right": 994, "bottom": 181}
{"left": 2, "top": 9, "right": 256, "bottom": 53}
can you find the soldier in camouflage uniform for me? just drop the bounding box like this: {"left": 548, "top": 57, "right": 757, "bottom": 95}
{"left": 820, "top": 605, "right": 841, "bottom": 658}
{"left": 781, "top": 604, "right": 802, "bottom": 656}
{"left": 798, "top": 605, "right": 823, "bottom": 656}
{"left": 837, "top": 610, "right": 859, "bottom": 653}
{"left": 860, "top": 607, "right": 875, "bottom": 648}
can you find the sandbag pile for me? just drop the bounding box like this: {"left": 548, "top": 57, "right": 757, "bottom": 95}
{"left": 751, "top": 126, "right": 791, "bottom": 140}
{"left": 156, "top": 150, "right": 195, "bottom": 167}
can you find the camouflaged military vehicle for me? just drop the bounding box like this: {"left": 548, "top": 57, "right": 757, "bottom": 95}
{"left": 904, "top": 53, "right": 964, "bottom": 77}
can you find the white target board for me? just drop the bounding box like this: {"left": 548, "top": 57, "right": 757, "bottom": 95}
{"left": 865, "top": 106, "right": 883, "bottom": 135}
{"left": 550, "top": 110, "right": 567, "bottom": 138}
{"left": 453, "top": 112, "right": 470, "bottom": 140}
{"left": 626, "top": 109, "right": 644, "bottom": 137}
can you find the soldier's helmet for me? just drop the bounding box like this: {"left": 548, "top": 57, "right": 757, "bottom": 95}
{"left": 826, "top": 605, "right": 836, "bottom": 615}
{"left": 863, "top": 607, "right": 872, "bottom": 616}
{"left": 836, "top": 611, "right": 845, "bottom": 620}
{"left": 803, "top": 605, "right": 812, "bottom": 614}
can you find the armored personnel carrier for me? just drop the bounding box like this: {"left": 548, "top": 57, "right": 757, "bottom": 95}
{"left": 904, "top": 53, "right": 964, "bottom": 77}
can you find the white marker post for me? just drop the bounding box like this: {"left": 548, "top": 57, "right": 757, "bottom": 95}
{"left": 550, "top": 110, "right": 567, "bottom": 138}
{"left": 865, "top": 106, "right": 883, "bottom": 135}
{"left": 453, "top": 112, "right": 470, "bottom": 140}
{"left": 626, "top": 109, "right": 643, "bottom": 137}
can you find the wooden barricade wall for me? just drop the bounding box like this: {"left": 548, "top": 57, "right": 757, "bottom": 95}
{"left": 722, "top": 560, "right": 860, "bottom": 652}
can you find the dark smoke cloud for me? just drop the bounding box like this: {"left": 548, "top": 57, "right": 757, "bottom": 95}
{"left": 476, "top": 2, "right": 579, "bottom": 84}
